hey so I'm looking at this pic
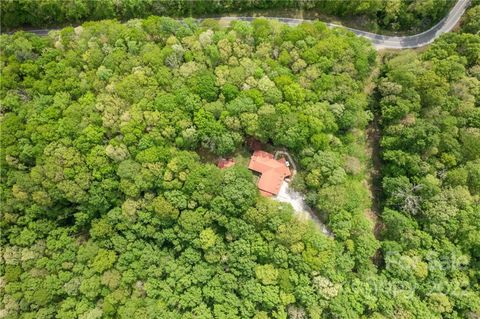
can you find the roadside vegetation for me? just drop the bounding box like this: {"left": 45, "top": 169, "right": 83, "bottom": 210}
{"left": 1, "top": 0, "right": 455, "bottom": 33}
{"left": 462, "top": 0, "right": 480, "bottom": 34}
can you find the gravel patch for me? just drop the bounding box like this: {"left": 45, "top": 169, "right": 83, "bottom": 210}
{"left": 275, "top": 181, "right": 333, "bottom": 237}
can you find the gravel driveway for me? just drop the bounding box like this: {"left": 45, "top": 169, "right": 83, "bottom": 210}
{"left": 275, "top": 181, "right": 332, "bottom": 237}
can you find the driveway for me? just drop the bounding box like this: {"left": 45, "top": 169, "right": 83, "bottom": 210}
{"left": 276, "top": 181, "right": 332, "bottom": 237}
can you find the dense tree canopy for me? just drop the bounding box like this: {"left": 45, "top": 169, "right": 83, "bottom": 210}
{"left": 1, "top": 0, "right": 454, "bottom": 32}
{"left": 0, "top": 18, "right": 382, "bottom": 318}
{"left": 377, "top": 31, "right": 480, "bottom": 318}
{"left": 1, "top": 9, "right": 479, "bottom": 319}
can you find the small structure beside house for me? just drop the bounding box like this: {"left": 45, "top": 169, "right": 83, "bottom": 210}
{"left": 248, "top": 150, "right": 291, "bottom": 197}
{"left": 217, "top": 158, "right": 235, "bottom": 169}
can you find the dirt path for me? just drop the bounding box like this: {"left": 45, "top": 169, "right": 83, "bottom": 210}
{"left": 363, "top": 63, "right": 384, "bottom": 238}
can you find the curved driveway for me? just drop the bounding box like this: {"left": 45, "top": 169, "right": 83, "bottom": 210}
{"left": 10, "top": 0, "right": 470, "bottom": 50}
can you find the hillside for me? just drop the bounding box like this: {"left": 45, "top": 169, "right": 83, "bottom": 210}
{"left": 0, "top": 6, "right": 479, "bottom": 319}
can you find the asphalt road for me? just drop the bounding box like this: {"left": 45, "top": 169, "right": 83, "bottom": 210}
{"left": 342, "top": 0, "right": 471, "bottom": 49}
{"left": 8, "top": 0, "right": 470, "bottom": 50}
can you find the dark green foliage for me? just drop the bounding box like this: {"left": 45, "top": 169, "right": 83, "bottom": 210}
{"left": 190, "top": 71, "right": 219, "bottom": 102}
{"left": 462, "top": 1, "right": 480, "bottom": 34}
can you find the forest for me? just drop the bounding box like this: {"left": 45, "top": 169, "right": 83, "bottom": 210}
{"left": 0, "top": 2, "right": 479, "bottom": 319}
{"left": 1, "top": 0, "right": 454, "bottom": 32}
{"left": 375, "top": 25, "right": 480, "bottom": 319}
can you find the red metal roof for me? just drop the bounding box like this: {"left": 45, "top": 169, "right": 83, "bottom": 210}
{"left": 248, "top": 150, "right": 291, "bottom": 196}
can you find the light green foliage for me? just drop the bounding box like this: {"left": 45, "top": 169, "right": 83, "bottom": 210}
{"left": 91, "top": 249, "right": 117, "bottom": 273}
{"left": 255, "top": 264, "right": 279, "bottom": 285}
{"left": 199, "top": 228, "right": 218, "bottom": 250}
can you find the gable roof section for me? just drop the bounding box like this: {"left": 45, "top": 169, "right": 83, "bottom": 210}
{"left": 248, "top": 150, "right": 291, "bottom": 196}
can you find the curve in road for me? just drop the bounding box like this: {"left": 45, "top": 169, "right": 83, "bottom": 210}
{"left": 217, "top": 0, "right": 470, "bottom": 49}
{"left": 8, "top": 0, "right": 470, "bottom": 50}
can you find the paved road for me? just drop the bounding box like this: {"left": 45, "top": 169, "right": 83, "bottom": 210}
{"left": 8, "top": 0, "right": 470, "bottom": 50}
{"left": 342, "top": 0, "right": 470, "bottom": 49}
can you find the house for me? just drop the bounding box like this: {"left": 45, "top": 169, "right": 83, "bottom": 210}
{"left": 248, "top": 150, "right": 291, "bottom": 197}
